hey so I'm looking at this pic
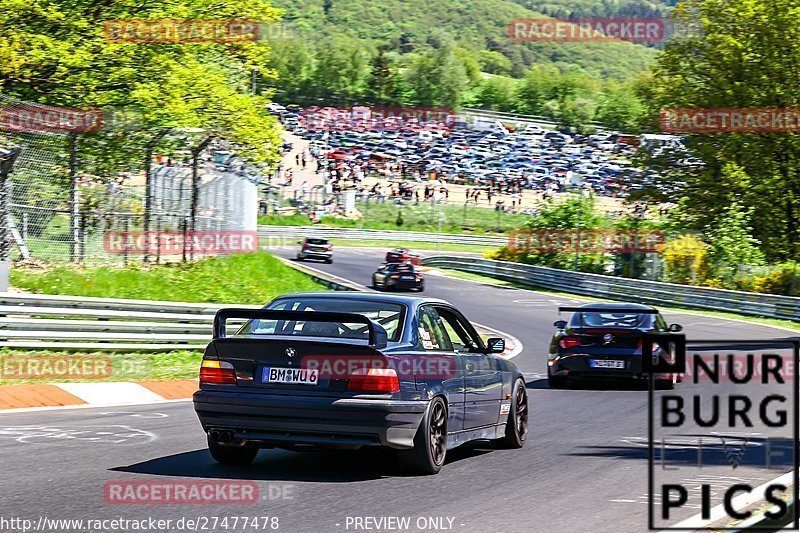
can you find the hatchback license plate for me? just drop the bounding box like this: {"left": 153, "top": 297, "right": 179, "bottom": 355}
{"left": 262, "top": 367, "right": 319, "bottom": 385}
{"left": 591, "top": 359, "right": 625, "bottom": 369}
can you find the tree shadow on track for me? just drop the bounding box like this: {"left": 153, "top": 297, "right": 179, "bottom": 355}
{"left": 562, "top": 436, "right": 795, "bottom": 469}
{"left": 111, "top": 443, "right": 497, "bottom": 482}
{"left": 527, "top": 378, "right": 650, "bottom": 391}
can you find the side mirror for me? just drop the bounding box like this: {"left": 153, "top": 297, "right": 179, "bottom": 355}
{"left": 668, "top": 323, "right": 683, "bottom": 332}
{"left": 297, "top": 241, "right": 303, "bottom": 245}
{"left": 485, "top": 337, "right": 505, "bottom": 354}
{"left": 554, "top": 320, "right": 567, "bottom": 329}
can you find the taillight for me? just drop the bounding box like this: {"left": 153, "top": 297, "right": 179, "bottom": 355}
{"left": 559, "top": 337, "right": 581, "bottom": 349}
{"left": 200, "top": 360, "right": 237, "bottom": 384}
{"left": 303, "top": 244, "right": 310, "bottom": 249}
{"left": 347, "top": 368, "right": 400, "bottom": 393}
{"left": 326, "top": 245, "right": 332, "bottom": 250}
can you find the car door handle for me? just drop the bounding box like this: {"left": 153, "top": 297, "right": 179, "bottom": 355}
{"left": 465, "top": 362, "right": 475, "bottom": 373}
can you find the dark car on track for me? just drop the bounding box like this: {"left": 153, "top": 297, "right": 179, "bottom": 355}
{"left": 194, "top": 293, "right": 527, "bottom": 474}
{"left": 547, "top": 302, "right": 683, "bottom": 389}
{"left": 372, "top": 262, "right": 424, "bottom": 291}
{"left": 385, "top": 247, "right": 423, "bottom": 266}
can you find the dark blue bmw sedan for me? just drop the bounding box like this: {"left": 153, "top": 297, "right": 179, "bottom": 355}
{"left": 193, "top": 292, "right": 527, "bottom": 475}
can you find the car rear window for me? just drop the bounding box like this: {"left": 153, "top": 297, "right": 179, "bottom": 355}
{"left": 571, "top": 312, "right": 653, "bottom": 329}
{"left": 238, "top": 298, "right": 405, "bottom": 341}
{"left": 306, "top": 238, "right": 329, "bottom": 245}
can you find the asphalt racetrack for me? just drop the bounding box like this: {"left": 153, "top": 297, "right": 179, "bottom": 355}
{"left": 0, "top": 247, "right": 795, "bottom": 533}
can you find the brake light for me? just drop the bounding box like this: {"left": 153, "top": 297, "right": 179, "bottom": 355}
{"left": 200, "top": 360, "right": 237, "bottom": 384}
{"left": 326, "top": 245, "right": 332, "bottom": 250}
{"left": 347, "top": 368, "right": 400, "bottom": 393}
{"left": 303, "top": 244, "right": 310, "bottom": 249}
{"left": 559, "top": 337, "right": 581, "bottom": 349}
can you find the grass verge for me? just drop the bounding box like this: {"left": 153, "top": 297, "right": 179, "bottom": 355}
{"left": 259, "top": 200, "right": 531, "bottom": 235}
{"left": 10, "top": 252, "right": 326, "bottom": 303}
{"left": 0, "top": 349, "right": 202, "bottom": 385}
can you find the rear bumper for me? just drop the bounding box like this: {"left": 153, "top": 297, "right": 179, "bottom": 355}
{"left": 548, "top": 353, "right": 674, "bottom": 381}
{"left": 386, "top": 279, "right": 423, "bottom": 289}
{"left": 299, "top": 251, "right": 332, "bottom": 260}
{"left": 194, "top": 391, "right": 427, "bottom": 449}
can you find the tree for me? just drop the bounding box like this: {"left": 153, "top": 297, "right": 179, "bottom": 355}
{"left": 0, "top": 0, "right": 283, "bottom": 166}
{"left": 366, "top": 50, "right": 402, "bottom": 106}
{"left": 642, "top": 0, "right": 800, "bottom": 260}
{"left": 404, "top": 40, "right": 469, "bottom": 108}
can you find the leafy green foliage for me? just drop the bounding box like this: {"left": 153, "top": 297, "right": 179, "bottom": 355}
{"left": 0, "top": 0, "right": 284, "bottom": 166}
{"left": 639, "top": 0, "right": 800, "bottom": 260}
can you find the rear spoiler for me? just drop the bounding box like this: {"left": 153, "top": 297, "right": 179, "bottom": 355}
{"left": 558, "top": 307, "right": 659, "bottom": 314}
{"left": 212, "top": 308, "right": 389, "bottom": 349}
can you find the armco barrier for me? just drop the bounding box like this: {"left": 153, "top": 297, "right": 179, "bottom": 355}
{"left": 0, "top": 264, "right": 359, "bottom": 351}
{"left": 258, "top": 225, "right": 507, "bottom": 247}
{"left": 422, "top": 256, "right": 800, "bottom": 322}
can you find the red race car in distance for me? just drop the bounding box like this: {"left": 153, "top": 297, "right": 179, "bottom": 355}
{"left": 385, "top": 248, "right": 423, "bottom": 266}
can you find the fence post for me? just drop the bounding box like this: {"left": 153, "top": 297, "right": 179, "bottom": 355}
{"left": 123, "top": 216, "right": 130, "bottom": 266}
{"left": 68, "top": 133, "right": 80, "bottom": 262}
{"left": 189, "top": 137, "right": 213, "bottom": 262}
{"left": 79, "top": 213, "right": 87, "bottom": 263}
{"left": 143, "top": 128, "right": 171, "bottom": 264}
{"left": 0, "top": 147, "right": 21, "bottom": 292}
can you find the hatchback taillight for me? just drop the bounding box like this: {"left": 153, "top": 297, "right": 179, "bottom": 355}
{"left": 347, "top": 368, "right": 400, "bottom": 393}
{"left": 200, "top": 360, "right": 237, "bottom": 384}
{"left": 559, "top": 337, "right": 581, "bottom": 349}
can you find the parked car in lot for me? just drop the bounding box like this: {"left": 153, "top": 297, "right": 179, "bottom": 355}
{"left": 194, "top": 293, "right": 527, "bottom": 474}
{"left": 385, "top": 247, "right": 423, "bottom": 265}
{"left": 547, "top": 302, "right": 683, "bottom": 389}
{"left": 372, "top": 262, "right": 424, "bottom": 291}
{"left": 296, "top": 237, "right": 333, "bottom": 263}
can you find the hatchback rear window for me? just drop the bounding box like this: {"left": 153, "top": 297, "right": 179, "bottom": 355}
{"left": 571, "top": 312, "right": 653, "bottom": 329}
{"left": 306, "top": 238, "right": 330, "bottom": 245}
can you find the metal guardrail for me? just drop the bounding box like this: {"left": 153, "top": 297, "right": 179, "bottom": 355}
{"left": 0, "top": 292, "right": 261, "bottom": 351}
{"left": 0, "top": 262, "right": 359, "bottom": 351}
{"left": 461, "top": 107, "right": 610, "bottom": 132}
{"left": 258, "top": 225, "right": 507, "bottom": 247}
{"left": 422, "top": 256, "right": 800, "bottom": 322}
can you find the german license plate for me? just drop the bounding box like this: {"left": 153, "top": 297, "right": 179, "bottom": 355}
{"left": 590, "top": 359, "right": 625, "bottom": 369}
{"left": 262, "top": 367, "right": 319, "bottom": 385}
{"left": 401, "top": 275, "right": 414, "bottom": 280}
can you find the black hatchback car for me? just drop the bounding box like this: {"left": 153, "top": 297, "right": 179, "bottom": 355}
{"left": 372, "top": 262, "right": 424, "bottom": 291}
{"left": 194, "top": 293, "right": 527, "bottom": 474}
{"left": 547, "top": 302, "right": 683, "bottom": 389}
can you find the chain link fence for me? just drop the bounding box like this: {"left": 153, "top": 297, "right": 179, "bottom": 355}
{"left": 0, "top": 95, "right": 266, "bottom": 277}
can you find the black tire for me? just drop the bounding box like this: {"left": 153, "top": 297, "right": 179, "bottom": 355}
{"left": 326, "top": 258, "right": 333, "bottom": 264}
{"left": 397, "top": 396, "right": 447, "bottom": 475}
{"left": 417, "top": 283, "right": 425, "bottom": 292}
{"left": 498, "top": 378, "right": 528, "bottom": 449}
{"left": 547, "top": 368, "right": 568, "bottom": 388}
{"left": 208, "top": 438, "right": 259, "bottom": 466}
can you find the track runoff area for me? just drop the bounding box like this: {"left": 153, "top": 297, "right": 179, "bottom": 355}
{"left": 0, "top": 247, "right": 797, "bottom": 533}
